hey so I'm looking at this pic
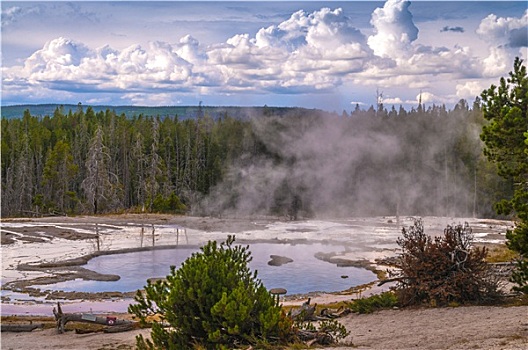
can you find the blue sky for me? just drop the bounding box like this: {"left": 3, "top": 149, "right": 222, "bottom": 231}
{"left": 1, "top": 1, "right": 527, "bottom": 111}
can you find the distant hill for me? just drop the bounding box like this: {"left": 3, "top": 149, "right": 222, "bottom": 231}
{"left": 0, "top": 104, "right": 320, "bottom": 120}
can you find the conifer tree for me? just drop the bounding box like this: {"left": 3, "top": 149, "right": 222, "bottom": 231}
{"left": 481, "top": 57, "right": 528, "bottom": 293}
{"left": 82, "top": 126, "right": 121, "bottom": 214}
{"left": 129, "top": 236, "right": 292, "bottom": 349}
{"left": 42, "top": 140, "right": 78, "bottom": 213}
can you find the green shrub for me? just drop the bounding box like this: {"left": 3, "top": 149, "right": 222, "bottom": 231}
{"left": 293, "top": 318, "right": 350, "bottom": 345}
{"left": 507, "top": 221, "right": 528, "bottom": 294}
{"left": 129, "top": 236, "right": 293, "bottom": 349}
{"left": 350, "top": 292, "right": 399, "bottom": 314}
{"left": 150, "top": 192, "right": 187, "bottom": 214}
{"left": 317, "top": 319, "right": 351, "bottom": 340}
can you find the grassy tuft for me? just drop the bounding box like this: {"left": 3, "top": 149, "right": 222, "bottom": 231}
{"left": 485, "top": 244, "right": 519, "bottom": 263}
{"left": 349, "top": 292, "right": 399, "bottom": 314}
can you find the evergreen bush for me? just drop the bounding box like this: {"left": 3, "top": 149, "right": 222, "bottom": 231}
{"left": 129, "top": 235, "right": 293, "bottom": 349}
{"left": 150, "top": 192, "right": 187, "bottom": 214}
{"left": 480, "top": 57, "right": 528, "bottom": 293}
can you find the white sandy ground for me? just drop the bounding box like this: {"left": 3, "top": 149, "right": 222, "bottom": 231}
{"left": 1, "top": 305, "right": 527, "bottom": 349}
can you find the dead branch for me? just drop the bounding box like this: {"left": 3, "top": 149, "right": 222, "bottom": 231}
{"left": 319, "top": 306, "right": 352, "bottom": 319}
{"left": 377, "top": 276, "right": 414, "bottom": 286}
{"left": 289, "top": 298, "right": 316, "bottom": 321}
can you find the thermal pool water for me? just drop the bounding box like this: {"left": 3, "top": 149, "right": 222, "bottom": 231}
{"left": 34, "top": 243, "right": 375, "bottom": 295}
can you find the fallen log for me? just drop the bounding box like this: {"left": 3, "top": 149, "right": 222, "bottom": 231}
{"left": 53, "top": 302, "right": 136, "bottom": 334}
{"left": 73, "top": 323, "right": 138, "bottom": 334}
{"left": 75, "top": 328, "right": 99, "bottom": 334}
{"left": 103, "top": 323, "right": 138, "bottom": 333}
{"left": 1, "top": 323, "right": 44, "bottom": 332}
{"left": 319, "top": 306, "right": 352, "bottom": 319}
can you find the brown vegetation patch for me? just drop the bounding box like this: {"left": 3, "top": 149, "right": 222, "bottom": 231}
{"left": 1, "top": 232, "right": 16, "bottom": 245}
{"left": 45, "top": 291, "right": 136, "bottom": 300}
{"left": 5, "top": 266, "right": 120, "bottom": 295}
{"left": 4, "top": 225, "right": 96, "bottom": 241}
{"left": 484, "top": 244, "right": 520, "bottom": 263}
{"left": 19, "top": 236, "right": 49, "bottom": 243}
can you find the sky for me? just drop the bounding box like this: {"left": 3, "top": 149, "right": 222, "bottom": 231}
{"left": 1, "top": 1, "right": 527, "bottom": 111}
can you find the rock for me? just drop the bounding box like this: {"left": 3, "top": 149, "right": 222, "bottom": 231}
{"left": 268, "top": 255, "right": 293, "bottom": 266}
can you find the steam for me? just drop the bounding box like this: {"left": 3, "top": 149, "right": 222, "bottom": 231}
{"left": 198, "top": 109, "right": 481, "bottom": 219}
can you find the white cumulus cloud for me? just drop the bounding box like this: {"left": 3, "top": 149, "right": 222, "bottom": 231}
{"left": 12, "top": 36, "right": 201, "bottom": 95}
{"left": 207, "top": 7, "right": 371, "bottom": 93}
{"left": 456, "top": 81, "right": 486, "bottom": 100}
{"left": 2, "top": 1, "right": 526, "bottom": 108}
{"left": 25, "top": 37, "right": 91, "bottom": 73}
{"left": 477, "top": 11, "right": 528, "bottom": 48}
{"left": 367, "top": 0, "right": 418, "bottom": 59}
{"left": 356, "top": 0, "right": 482, "bottom": 93}
{"left": 477, "top": 10, "right": 528, "bottom": 76}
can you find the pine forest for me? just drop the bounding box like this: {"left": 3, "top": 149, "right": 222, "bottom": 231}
{"left": 1, "top": 100, "right": 511, "bottom": 219}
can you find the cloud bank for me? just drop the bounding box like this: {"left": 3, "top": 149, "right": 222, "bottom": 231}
{"left": 2, "top": 1, "right": 527, "bottom": 107}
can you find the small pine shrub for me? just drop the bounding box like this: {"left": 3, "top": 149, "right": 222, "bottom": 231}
{"left": 510, "top": 259, "right": 528, "bottom": 294}
{"left": 506, "top": 221, "right": 528, "bottom": 294}
{"left": 317, "top": 319, "right": 351, "bottom": 341}
{"left": 129, "top": 235, "right": 293, "bottom": 349}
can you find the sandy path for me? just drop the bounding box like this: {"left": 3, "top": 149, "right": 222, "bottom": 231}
{"left": 2, "top": 305, "right": 527, "bottom": 350}
{"left": 1, "top": 328, "right": 149, "bottom": 350}
{"left": 336, "top": 305, "right": 528, "bottom": 350}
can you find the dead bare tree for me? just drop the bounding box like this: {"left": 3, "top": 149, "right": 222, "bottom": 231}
{"left": 82, "top": 126, "right": 121, "bottom": 214}
{"left": 387, "top": 219, "right": 502, "bottom": 306}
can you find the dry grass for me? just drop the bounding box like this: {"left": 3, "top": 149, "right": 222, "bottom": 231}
{"left": 485, "top": 244, "right": 519, "bottom": 263}
{"left": 1, "top": 315, "right": 56, "bottom": 329}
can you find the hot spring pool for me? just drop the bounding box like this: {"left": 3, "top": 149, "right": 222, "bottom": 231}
{"left": 37, "top": 243, "right": 375, "bottom": 295}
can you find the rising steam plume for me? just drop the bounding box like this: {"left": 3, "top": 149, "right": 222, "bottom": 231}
{"left": 198, "top": 106, "right": 488, "bottom": 219}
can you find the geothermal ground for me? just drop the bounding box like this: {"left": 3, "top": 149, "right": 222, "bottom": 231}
{"left": 1, "top": 214, "right": 527, "bottom": 349}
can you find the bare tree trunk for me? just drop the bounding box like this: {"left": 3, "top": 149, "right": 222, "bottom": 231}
{"left": 473, "top": 166, "right": 477, "bottom": 218}
{"left": 140, "top": 225, "right": 144, "bottom": 248}
{"left": 444, "top": 146, "right": 449, "bottom": 217}
{"left": 95, "top": 223, "right": 100, "bottom": 252}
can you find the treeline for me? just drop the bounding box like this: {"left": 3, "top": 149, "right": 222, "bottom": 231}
{"left": 1, "top": 104, "right": 251, "bottom": 216}
{"left": 1, "top": 101, "right": 511, "bottom": 218}
{"left": 0, "top": 104, "right": 307, "bottom": 120}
